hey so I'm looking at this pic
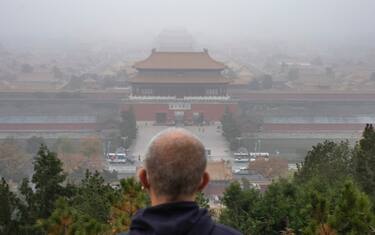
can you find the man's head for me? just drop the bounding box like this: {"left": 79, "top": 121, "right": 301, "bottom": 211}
{"left": 139, "top": 128, "right": 209, "bottom": 204}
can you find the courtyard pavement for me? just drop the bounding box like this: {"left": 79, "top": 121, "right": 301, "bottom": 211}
{"left": 130, "top": 123, "right": 232, "bottom": 162}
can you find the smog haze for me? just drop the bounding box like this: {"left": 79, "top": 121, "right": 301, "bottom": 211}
{"left": 1, "top": 0, "right": 375, "bottom": 49}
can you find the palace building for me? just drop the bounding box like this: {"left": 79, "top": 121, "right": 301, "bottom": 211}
{"left": 124, "top": 49, "right": 237, "bottom": 125}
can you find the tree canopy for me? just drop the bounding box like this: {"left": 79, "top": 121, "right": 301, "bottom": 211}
{"left": 120, "top": 106, "right": 138, "bottom": 148}
{"left": 221, "top": 107, "right": 241, "bottom": 150}
{"left": 219, "top": 125, "right": 375, "bottom": 234}
{"left": 1, "top": 125, "right": 375, "bottom": 234}
{"left": 353, "top": 124, "right": 375, "bottom": 202}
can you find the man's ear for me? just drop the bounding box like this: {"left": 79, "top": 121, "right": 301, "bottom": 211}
{"left": 138, "top": 168, "right": 150, "bottom": 190}
{"left": 197, "top": 172, "right": 210, "bottom": 191}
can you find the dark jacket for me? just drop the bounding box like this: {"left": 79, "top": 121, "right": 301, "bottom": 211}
{"left": 126, "top": 201, "right": 242, "bottom": 235}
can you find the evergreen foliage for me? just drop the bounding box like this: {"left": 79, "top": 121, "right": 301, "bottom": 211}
{"left": 0, "top": 178, "right": 23, "bottom": 234}
{"left": 220, "top": 177, "right": 375, "bottom": 234}
{"left": 40, "top": 171, "right": 148, "bottom": 234}
{"left": 39, "top": 198, "right": 111, "bottom": 235}
{"left": 353, "top": 124, "right": 375, "bottom": 201}
{"left": 0, "top": 144, "right": 149, "bottom": 234}
{"left": 71, "top": 170, "right": 118, "bottom": 222}
{"left": 329, "top": 181, "right": 375, "bottom": 234}
{"left": 295, "top": 140, "right": 352, "bottom": 185}
{"left": 120, "top": 106, "right": 138, "bottom": 148}
{"left": 219, "top": 125, "right": 375, "bottom": 234}
{"left": 32, "top": 144, "right": 67, "bottom": 219}
{"left": 110, "top": 178, "right": 149, "bottom": 233}
{"left": 1, "top": 125, "right": 375, "bottom": 234}
{"left": 220, "top": 107, "right": 241, "bottom": 150}
{"left": 219, "top": 182, "right": 262, "bottom": 234}
{"left": 40, "top": 170, "right": 120, "bottom": 234}
{"left": 303, "top": 189, "right": 331, "bottom": 234}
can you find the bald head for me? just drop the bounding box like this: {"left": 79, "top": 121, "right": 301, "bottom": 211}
{"left": 144, "top": 128, "right": 207, "bottom": 200}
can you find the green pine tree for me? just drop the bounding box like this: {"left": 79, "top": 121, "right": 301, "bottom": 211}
{"left": 40, "top": 197, "right": 110, "bottom": 235}
{"left": 295, "top": 140, "right": 352, "bottom": 185}
{"left": 303, "top": 189, "right": 330, "bottom": 235}
{"left": 219, "top": 182, "right": 261, "bottom": 234}
{"left": 110, "top": 177, "right": 149, "bottom": 233}
{"left": 353, "top": 124, "right": 375, "bottom": 201}
{"left": 329, "top": 181, "right": 375, "bottom": 234}
{"left": 31, "top": 144, "right": 66, "bottom": 219}
{"left": 0, "top": 178, "right": 23, "bottom": 234}
{"left": 220, "top": 107, "right": 241, "bottom": 150}
{"left": 72, "top": 170, "right": 118, "bottom": 223}
{"left": 257, "top": 179, "right": 307, "bottom": 234}
{"left": 40, "top": 171, "right": 118, "bottom": 234}
{"left": 120, "top": 106, "right": 138, "bottom": 148}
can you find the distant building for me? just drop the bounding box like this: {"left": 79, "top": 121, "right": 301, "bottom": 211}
{"left": 124, "top": 49, "right": 237, "bottom": 124}
{"left": 0, "top": 115, "right": 98, "bottom": 139}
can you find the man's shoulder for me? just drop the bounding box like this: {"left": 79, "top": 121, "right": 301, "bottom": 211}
{"left": 211, "top": 223, "right": 243, "bottom": 235}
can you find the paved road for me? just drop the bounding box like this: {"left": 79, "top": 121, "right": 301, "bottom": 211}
{"left": 131, "top": 124, "right": 232, "bottom": 162}
{"left": 108, "top": 124, "right": 248, "bottom": 178}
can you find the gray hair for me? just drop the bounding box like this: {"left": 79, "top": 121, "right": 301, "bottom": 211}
{"left": 144, "top": 128, "right": 207, "bottom": 200}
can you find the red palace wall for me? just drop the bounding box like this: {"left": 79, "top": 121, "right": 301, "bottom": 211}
{"left": 122, "top": 102, "right": 238, "bottom": 122}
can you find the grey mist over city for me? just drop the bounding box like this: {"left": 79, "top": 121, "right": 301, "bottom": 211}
{"left": 1, "top": 1, "right": 375, "bottom": 234}
{"left": 1, "top": 0, "right": 375, "bottom": 48}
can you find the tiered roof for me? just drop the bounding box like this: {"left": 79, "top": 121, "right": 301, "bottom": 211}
{"left": 133, "top": 50, "right": 226, "bottom": 70}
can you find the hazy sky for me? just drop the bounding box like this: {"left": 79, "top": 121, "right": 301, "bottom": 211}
{"left": 1, "top": 0, "right": 374, "bottom": 48}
